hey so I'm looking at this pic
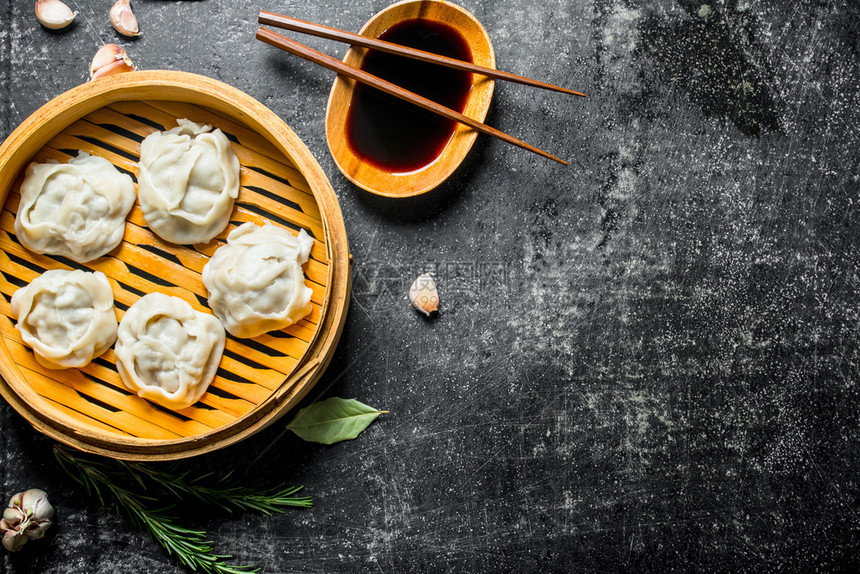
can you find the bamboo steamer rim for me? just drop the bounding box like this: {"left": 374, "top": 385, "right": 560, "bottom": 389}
{"left": 0, "top": 70, "right": 351, "bottom": 460}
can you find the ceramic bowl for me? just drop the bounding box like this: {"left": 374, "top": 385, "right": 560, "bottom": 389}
{"left": 325, "top": 0, "right": 495, "bottom": 198}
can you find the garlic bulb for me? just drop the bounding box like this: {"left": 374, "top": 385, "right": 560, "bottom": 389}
{"left": 409, "top": 273, "right": 439, "bottom": 316}
{"left": 0, "top": 489, "right": 54, "bottom": 552}
{"left": 110, "top": 0, "right": 140, "bottom": 37}
{"left": 35, "top": 0, "right": 77, "bottom": 30}
{"left": 90, "top": 44, "right": 136, "bottom": 80}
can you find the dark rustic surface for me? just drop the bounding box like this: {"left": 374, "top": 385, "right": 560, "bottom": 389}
{"left": 2, "top": 0, "right": 860, "bottom": 572}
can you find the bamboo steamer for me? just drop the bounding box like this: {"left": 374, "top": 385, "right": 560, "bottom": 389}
{"left": 0, "top": 71, "right": 351, "bottom": 461}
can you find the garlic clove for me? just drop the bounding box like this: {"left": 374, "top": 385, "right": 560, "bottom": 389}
{"left": 19, "top": 489, "right": 45, "bottom": 507}
{"left": 25, "top": 519, "right": 52, "bottom": 540}
{"left": 90, "top": 44, "right": 136, "bottom": 81}
{"left": 409, "top": 273, "right": 439, "bottom": 316}
{"left": 90, "top": 58, "right": 136, "bottom": 80}
{"left": 2, "top": 530, "right": 28, "bottom": 552}
{"left": 35, "top": 0, "right": 77, "bottom": 30}
{"left": 2, "top": 508, "right": 23, "bottom": 526}
{"left": 110, "top": 0, "right": 141, "bottom": 37}
{"left": 20, "top": 490, "right": 53, "bottom": 522}
{"left": 90, "top": 44, "right": 126, "bottom": 76}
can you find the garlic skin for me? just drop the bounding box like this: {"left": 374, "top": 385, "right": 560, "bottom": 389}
{"left": 0, "top": 489, "right": 54, "bottom": 552}
{"left": 409, "top": 273, "right": 439, "bottom": 316}
{"left": 90, "top": 44, "right": 125, "bottom": 74}
{"left": 90, "top": 44, "right": 136, "bottom": 81}
{"left": 35, "top": 0, "right": 77, "bottom": 30}
{"left": 110, "top": 0, "right": 140, "bottom": 37}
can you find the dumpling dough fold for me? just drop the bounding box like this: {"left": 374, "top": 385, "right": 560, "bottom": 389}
{"left": 11, "top": 269, "right": 118, "bottom": 369}
{"left": 202, "top": 222, "right": 314, "bottom": 338}
{"left": 14, "top": 152, "right": 136, "bottom": 263}
{"left": 137, "top": 119, "right": 240, "bottom": 244}
{"left": 115, "top": 293, "right": 226, "bottom": 410}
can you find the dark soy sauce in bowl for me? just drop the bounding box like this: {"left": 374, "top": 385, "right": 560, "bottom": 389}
{"left": 345, "top": 19, "right": 473, "bottom": 173}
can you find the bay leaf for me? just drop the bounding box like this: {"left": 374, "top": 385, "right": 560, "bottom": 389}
{"left": 286, "top": 397, "right": 386, "bottom": 445}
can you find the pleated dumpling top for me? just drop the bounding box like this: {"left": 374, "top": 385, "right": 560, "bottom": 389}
{"left": 202, "top": 222, "right": 314, "bottom": 338}
{"left": 115, "top": 293, "right": 225, "bottom": 410}
{"left": 14, "top": 152, "right": 135, "bottom": 263}
{"left": 11, "top": 269, "right": 118, "bottom": 369}
{"left": 137, "top": 119, "right": 240, "bottom": 245}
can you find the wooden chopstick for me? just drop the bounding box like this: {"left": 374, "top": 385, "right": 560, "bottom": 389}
{"left": 258, "top": 10, "right": 586, "bottom": 98}
{"left": 256, "top": 27, "right": 567, "bottom": 165}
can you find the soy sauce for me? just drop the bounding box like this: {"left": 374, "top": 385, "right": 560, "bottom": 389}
{"left": 345, "top": 19, "right": 473, "bottom": 173}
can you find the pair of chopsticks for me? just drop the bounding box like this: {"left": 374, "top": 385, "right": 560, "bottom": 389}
{"left": 256, "top": 11, "right": 585, "bottom": 165}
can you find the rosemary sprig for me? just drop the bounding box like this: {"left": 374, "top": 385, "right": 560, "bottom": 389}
{"left": 53, "top": 445, "right": 308, "bottom": 574}
{"left": 119, "top": 462, "right": 313, "bottom": 514}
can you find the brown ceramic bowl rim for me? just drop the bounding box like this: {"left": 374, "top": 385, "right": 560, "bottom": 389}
{"left": 325, "top": 0, "right": 496, "bottom": 198}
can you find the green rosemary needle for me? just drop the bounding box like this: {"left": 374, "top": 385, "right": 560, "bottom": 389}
{"left": 119, "top": 462, "right": 313, "bottom": 514}
{"left": 53, "top": 445, "right": 309, "bottom": 574}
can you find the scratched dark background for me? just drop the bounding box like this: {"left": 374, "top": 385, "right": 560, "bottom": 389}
{"left": 1, "top": 0, "right": 860, "bottom": 572}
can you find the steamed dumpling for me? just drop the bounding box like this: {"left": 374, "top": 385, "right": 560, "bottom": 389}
{"left": 14, "top": 152, "right": 136, "bottom": 263}
{"left": 202, "top": 222, "right": 314, "bottom": 338}
{"left": 115, "top": 293, "right": 225, "bottom": 410}
{"left": 137, "top": 119, "right": 240, "bottom": 244}
{"left": 11, "top": 269, "right": 118, "bottom": 369}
